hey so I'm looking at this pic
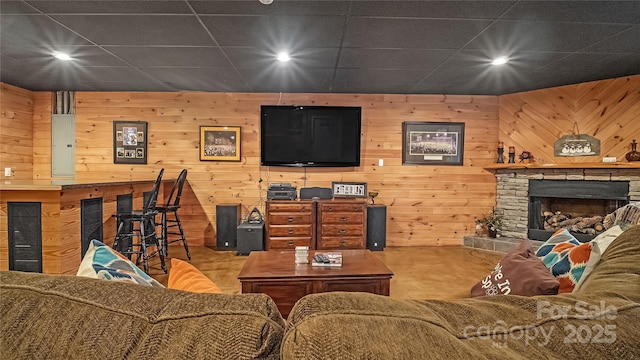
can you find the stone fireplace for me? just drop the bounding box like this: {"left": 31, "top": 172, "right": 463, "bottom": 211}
{"left": 464, "top": 166, "right": 640, "bottom": 252}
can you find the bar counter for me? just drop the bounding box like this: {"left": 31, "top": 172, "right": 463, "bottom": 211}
{"left": 0, "top": 178, "right": 164, "bottom": 191}
{"left": 1, "top": 178, "right": 167, "bottom": 275}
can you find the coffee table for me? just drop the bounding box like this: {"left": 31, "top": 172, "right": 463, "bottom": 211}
{"left": 238, "top": 249, "right": 393, "bottom": 317}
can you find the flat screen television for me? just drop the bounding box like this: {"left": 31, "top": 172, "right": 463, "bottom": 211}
{"left": 260, "top": 105, "right": 362, "bottom": 167}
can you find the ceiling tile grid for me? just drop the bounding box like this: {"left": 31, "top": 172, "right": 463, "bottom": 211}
{"left": 0, "top": 0, "right": 638, "bottom": 95}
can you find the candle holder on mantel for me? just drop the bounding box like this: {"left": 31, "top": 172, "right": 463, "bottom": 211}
{"left": 496, "top": 142, "right": 505, "bottom": 163}
{"left": 508, "top": 146, "right": 516, "bottom": 164}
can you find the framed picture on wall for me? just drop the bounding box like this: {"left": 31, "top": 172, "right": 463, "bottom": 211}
{"left": 402, "top": 121, "right": 465, "bottom": 165}
{"left": 199, "top": 126, "right": 241, "bottom": 161}
{"left": 113, "top": 121, "right": 147, "bottom": 164}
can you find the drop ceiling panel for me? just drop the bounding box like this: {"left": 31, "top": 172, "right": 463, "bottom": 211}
{"left": 239, "top": 67, "right": 335, "bottom": 93}
{"left": 343, "top": 18, "right": 492, "bottom": 49}
{"left": 22, "top": 0, "right": 192, "bottom": 14}
{"left": 1, "top": 45, "right": 131, "bottom": 67}
{"left": 49, "top": 15, "right": 214, "bottom": 46}
{"left": 333, "top": 69, "right": 426, "bottom": 94}
{"left": 140, "top": 67, "right": 250, "bottom": 92}
{"left": 349, "top": 1, "right": 513, "bottom": 18}
{"left": 106, "top": 46, "right": 232, "bottom": 67}
{"left": 338, "top": 48, "right": 456, "bottom": 70}
{"left": 0, "top": 0, "right": 638, "bottom": 95}
{"left": 224, "top": 47, "right": 339, "bottom": 69}
{"left": 464, "top": 20, "right": 630, "bottom": 52}
{"left": 581, "top": 25, "right": 640, "bottom": 54}
{"left": 0, "top": 14, "right": 92, "bottom": 46}
{"left": 191, "top": 0, "right": 349, "bottom": 16}
{"left": 501, "top": 1, "right": 640, "bottom": 23}
{"left": 200, "top": 15, "right": 346, "bottom": 48}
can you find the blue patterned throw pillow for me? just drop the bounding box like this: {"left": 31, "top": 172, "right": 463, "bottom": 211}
{"left": 76, "top": 240, "right": 163, "bottom": 287}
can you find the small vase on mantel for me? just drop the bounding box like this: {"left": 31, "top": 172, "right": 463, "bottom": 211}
{"left": 626, "top": 139, "right": 640, "bottom": 162}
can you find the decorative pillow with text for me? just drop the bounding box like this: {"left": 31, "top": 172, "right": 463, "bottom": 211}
{"left": 471, "top": 239, "right": 559, "bottom": 297}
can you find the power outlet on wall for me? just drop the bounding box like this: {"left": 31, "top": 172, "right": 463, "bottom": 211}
{"left": 4, "top": 168, "right": 12, "bottom": 177}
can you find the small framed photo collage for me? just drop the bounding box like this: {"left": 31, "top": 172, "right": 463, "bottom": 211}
{"left": 113, "top": 121, "right": 147, "bottom": 164}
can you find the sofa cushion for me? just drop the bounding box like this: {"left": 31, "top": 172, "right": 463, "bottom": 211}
{"left": 576, "top": 225, "right": 640, "bottom": 301}
{"left": 167, "top": 258, "right": 222, "bottom": 293}
{"left": 0, "top": 271, "right": 285, "bottom": 359}
{"left": 283, "top": 290, "right": 640, "bottom": 360}
{"left": 471, "top": 239, "right": 559, "bottom": 297}
{"left": 536, "top": 229, "right": 594, "bottom": 293}
{"left": 77, "top": 239, "right": 163, "bottom": 287}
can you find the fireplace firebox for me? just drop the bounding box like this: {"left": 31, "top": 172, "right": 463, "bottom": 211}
{"left": 528, "top": 180, "right": 629, "bottom": 242}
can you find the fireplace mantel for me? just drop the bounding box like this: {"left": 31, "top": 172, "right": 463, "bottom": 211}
{"left": 484, "top": 162, "right": 639, "bottom": 171}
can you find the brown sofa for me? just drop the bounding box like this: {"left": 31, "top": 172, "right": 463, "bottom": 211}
{"left": 0, "top": 271, "right": 285, "bottom": 359}
{"left": 2, "top": 226, "right": 638, "bottom": 359}
{"left": 282, "top": 225, "right": 640, "bottom": 359}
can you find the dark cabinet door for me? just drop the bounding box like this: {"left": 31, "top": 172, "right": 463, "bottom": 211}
{"left": 81, "top": 197, "right": 103, "bottom": 257}
{"left": 8, "top": 202, "right": 43, "bottom": 273}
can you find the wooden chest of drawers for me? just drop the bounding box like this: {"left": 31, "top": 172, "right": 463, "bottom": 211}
{"left": 317, "top": 200, "right": 366, "bottom": 250}
{"left": 265, "top": 200, "right": 316, "bottom": 250}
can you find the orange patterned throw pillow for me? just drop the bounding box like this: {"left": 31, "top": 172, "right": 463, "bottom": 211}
{"left": 167, "top": 258, "right": 222, "bottom": 294}
{"left": 535, "top": 229, "right": 595, "bottom": 293}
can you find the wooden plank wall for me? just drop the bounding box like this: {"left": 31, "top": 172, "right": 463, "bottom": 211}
{"left": 27, "top": 92, "right": 499, "bottom": 247}
{"left": 6, "top": 75, "right": 635, "bottom": 249}
{"left": 499, "top": 75, "right": 640, "bottom": 163}
{"left": 0, "top": 83, "right": 34, "bottom": 179}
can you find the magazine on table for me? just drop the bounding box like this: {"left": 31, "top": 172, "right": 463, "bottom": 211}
{"left": 311, "top": 252, "right": 343, "bottom": 267}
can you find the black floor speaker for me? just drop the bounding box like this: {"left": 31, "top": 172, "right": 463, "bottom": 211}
{"left": 216, "top": 204, "right": 241, "bottom": 250}
{"left": 236, "top": 222, "right": 264, "bottom": 256}
{"left": 366, "top": 205, "right": 387, "bottom": 251}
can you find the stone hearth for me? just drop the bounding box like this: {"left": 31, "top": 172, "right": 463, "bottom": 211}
{"left": 465, "top": 167, "right": 639, "bottom": 253}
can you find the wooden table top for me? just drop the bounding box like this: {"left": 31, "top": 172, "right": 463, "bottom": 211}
{"left": 237, "top": 249, "right": 393, "bottom": 280}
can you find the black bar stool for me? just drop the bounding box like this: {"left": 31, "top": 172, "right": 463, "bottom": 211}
{"left": 156, "top": 169, "right": 190, "bottom": 259}
{"left": 113, "top": 169, "right": 167, "bottom": 274}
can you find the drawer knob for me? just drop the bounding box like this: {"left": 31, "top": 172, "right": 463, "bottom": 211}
{"left": 339, "top": 228, "right": 347, "bottom": 234}
{"left": 287, "top": 216, "right": 294, "bottom": 222}
{"left": 288, "top": 229, "right": 294, "bottom": 235}
{"left": 340, "top": 217, "right": 347, "bottom": 222}
{"left": 288, "top": 241, "right": 294, "bottom": 246}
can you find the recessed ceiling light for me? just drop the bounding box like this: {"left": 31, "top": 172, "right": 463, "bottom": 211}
{"left": 277, "top": 52, "right": 290, "bottom": 62}
{"left": 491, "top": 56, "right": 508, "bottom": 66}
{"left": 53, "top": 52, "right": 73, "bottom": 61}
{"left": 259, "top": 0, "right": 273, "bottom": 4}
